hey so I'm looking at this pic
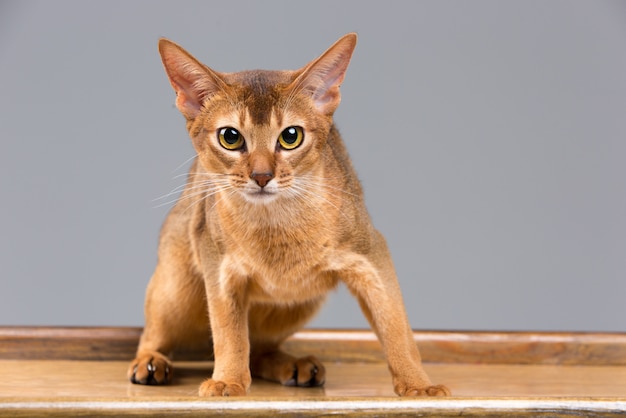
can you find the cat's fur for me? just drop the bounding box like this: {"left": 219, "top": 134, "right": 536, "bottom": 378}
{"left": 128, "top": 33, "right": 450, "bottom": 397}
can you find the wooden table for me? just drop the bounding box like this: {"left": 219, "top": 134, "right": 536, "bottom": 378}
{"left": 1, "top": 327, "right": 625, "bottom": 416}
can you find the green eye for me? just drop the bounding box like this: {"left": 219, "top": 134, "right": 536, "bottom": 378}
{"left": 278, "top": 126, "right": 304, "bottom": 150}
{"left": 218, "top": 127, "right": 245, "bottom": 150}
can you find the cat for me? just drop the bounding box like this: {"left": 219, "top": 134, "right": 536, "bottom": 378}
{"left": 128, "top": 33, "right": 450, "bottom": 397}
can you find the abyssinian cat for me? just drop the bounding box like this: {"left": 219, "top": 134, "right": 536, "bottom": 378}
{"left": 128, "top": 33, "right": 450, "bottom": 397}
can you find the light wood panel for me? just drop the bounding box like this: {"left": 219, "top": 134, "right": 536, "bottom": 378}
{"left": 1, "top": 360, "right": 625, "bottom": 398}
{"left": 1, "top": 327, "right": 625, "bottom": 416}
{"left": 1, "top": 360, "right": 625, "bottom": 416}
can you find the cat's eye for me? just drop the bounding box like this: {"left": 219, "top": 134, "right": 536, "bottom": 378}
{"left": 218, "top": 127, "right": 245, "bottom": 150}
{"left": 278, "top": 126, "right": 304, "bottom": 150}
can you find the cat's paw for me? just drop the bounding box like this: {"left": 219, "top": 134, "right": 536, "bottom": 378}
{"left": 282, "top": 355, "right": 326, "bottom": 387}
{"left": 128, "top": 351, "right": 173, "bottom": 385}
{"left": 198, "top": 379, "right": 247, "bottom": 396}
{"left": 251, "top": 351, "right": 326, "bottom": 387}
{"left": 396, "top": 383, "right": 451, "bottom": 397}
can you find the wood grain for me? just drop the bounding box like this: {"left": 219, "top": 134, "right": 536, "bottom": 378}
{"left": 0, "top": 360, "right": 625, "bottom": 416}
{"left": 2, "top": 327, "right": 626, "bottom": 365}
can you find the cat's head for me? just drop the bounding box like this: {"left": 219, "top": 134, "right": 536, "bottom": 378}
{"left": 158, "top": 34, "right": 356, "bottom": 205}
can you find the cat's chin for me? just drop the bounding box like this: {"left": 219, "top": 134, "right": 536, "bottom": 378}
{"left": 241, "top": 190, "right": 279, "bottom": 205}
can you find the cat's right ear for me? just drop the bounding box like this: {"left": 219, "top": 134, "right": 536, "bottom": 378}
{"left": 158, "top": 39, "right": 224, "bottom": 120}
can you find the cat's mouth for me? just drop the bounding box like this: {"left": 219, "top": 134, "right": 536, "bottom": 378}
{"left": 242, "top": 187, "right": 279, "bottom": 204}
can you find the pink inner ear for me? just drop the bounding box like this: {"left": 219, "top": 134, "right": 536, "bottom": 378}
{"left": 159, "top": 42, "right": 221, "bottom": 119}
{"left": 163, "top": 58, "right": 207, "bottom": 118}
{"left": 297, "top": 35, "right": 356, "bottom": 115}
{"left": 174, "top": 89, "right": 203, "bottom": 118}
{"left": 313, "top": 86, "right": 340, "bottom": 113}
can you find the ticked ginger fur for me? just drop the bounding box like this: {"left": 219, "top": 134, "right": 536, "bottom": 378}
{"left": 128, "top": 33, "right": 450, "bottom": 397}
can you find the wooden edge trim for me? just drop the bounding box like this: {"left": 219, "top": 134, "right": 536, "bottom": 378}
{"left": 1, "top": 327, "right": 625, "bottom": 365}
{"left": 1, "top": 398, "right": 626, "bottom": 417}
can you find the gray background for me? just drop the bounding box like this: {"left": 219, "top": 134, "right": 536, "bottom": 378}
{"left": 1, "top": 1, "right": 625, "bottom": 332}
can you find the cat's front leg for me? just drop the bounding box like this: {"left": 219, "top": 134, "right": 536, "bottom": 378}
{"left": 336, "top": 246, "right": 450, "bottom": 397}
{"left": 199, "top": 266, "right": 252, "bottom": 397}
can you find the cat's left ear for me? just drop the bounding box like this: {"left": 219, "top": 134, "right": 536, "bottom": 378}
{"left": 292, "top": 33, "right": 357, "bottom": 115}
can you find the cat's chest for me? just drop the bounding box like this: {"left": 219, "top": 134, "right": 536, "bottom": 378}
{"left": 218, "top": 202, "right": 329, "bottom": 261}
{"left": 233, "top": 224, "right": 329, "bottom": 273}
{"left": 224, "top": 221, "right": 337, "bottom": 300}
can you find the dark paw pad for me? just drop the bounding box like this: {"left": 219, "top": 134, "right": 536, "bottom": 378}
{"left": 283, "top": 356, "right": 325, "bottom": 387}
{"left": 128, "top": 355, "right": 172, "bottom": 385}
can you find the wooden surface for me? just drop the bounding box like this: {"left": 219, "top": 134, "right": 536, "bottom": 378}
{"left": 1, "top": 327, "right": 625, "bottom": 416}
{"left": 3, "top": 327, "right": 626, "bottom": 365}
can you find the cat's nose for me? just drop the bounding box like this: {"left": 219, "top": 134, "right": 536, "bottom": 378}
{"left": 251, "top": 172, "right": 274, "bottom": 188}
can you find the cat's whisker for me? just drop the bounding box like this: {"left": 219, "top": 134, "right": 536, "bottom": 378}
{"left": 172, "top": 171, "right": 232, "bottom": 180}
{"left": 171, "top": 154, "right": 198, "bottom": 174}
{"left": 152, "top": 186, "right": 188, "bottom": 203}
{"left": 186, "top": 172, "right": 235, "bottom": 177}
{"left": 172, "top": 172, "right": 192, "bottom": 180}
{"left": 207, "top": 187, "right": 239, "bottom": 213}
{"left": 154, "top": 189, "right": 219, "bottom": 209}
{"left": 153, "top": 178, "right": 231, "bottom": 203}
{"left": 153, "top": 180, "right": 214, "bottom": 201}
{"left": 288, "top": 182, "right": 351, "bottom": 223}
{"left": 183, "top": 182, "right": 239, "bottom": 215}
{"left": 178, "top": 185, "right": 230, "bottom": 201}
{"left": 294, "top": 176, "right": 359, "bottom": 201}
{"left": 182, "top": 185, "right": 235, "bottom": 214}
{"left": 185, "top": 177, "right": 231, "bottom": 184}
{"left": 297, "top": 175, "right": 359, "bottom": 198}
{"left": 179, "top": 184, "right": 232, "bottom": 202}
{"left": 154, "top": 180, "right": 233, "bottom": 209}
